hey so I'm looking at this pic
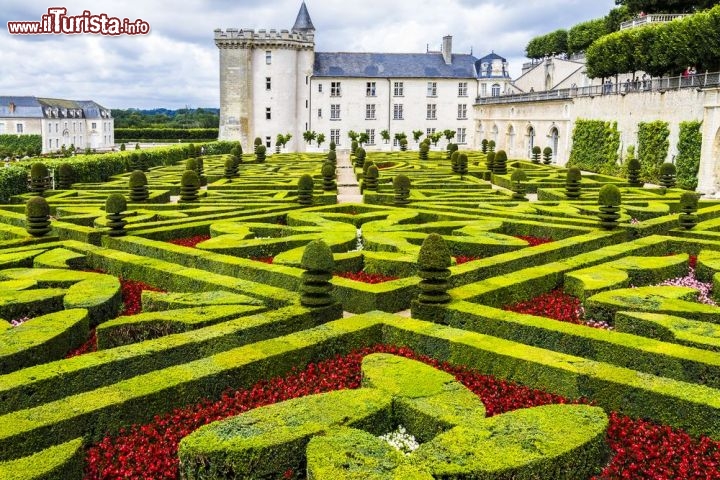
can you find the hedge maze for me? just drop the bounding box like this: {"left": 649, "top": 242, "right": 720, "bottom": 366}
{"left": 1, "top": 144, "right": 719, "bottom": 478}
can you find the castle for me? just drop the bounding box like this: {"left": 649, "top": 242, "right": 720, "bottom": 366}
{"left": 215, "top": 2, "right": 511, "bottom": 152}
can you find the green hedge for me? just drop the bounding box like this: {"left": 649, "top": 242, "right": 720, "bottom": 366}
{"left": 568, "top": 120, "right": 621, "bottom": 175}
{"left": 0, "top": 134, "right": 42, "bottom": 157}
{"left": 637, "top": 120, "right": 670, "bottom": 184}
{"left": 115, "top": 128, "right": 219, "bottom": 141}
{"left": 0, "top": 438, "right": 84, "bottom": 480}
{"left": 676, "top": 120, "right": 703, "bottom": 190}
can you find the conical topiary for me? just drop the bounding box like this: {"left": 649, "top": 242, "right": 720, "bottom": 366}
{"left": 678, "top": 191, "right": 699, "bottom": 230}
{"left": 321, "top": 162, "right": 336, "bottom": 191}
{"left": 224, "top": 157, "right": 238, "bottom": 180}
{"left": 25, "top": 196, "right": 51, "bottom": 237}
{"left": 451, "top": 151, "right": 460, "bottom": 174}
{"left": 486, "top": 151, "right": 496, "bottom": 172}
{"left": 399, "top": 138, "right": 408, "bottom": 151}
{"left": 354, "top": 147, "right": 366, "bottom": 168}
{"left": 488, "top": 140, "right": 496, "bottom": 153}
{"left": 598, "top": 184, "right": 622, "bottom": 230}
{"left": 105, "top": 193, "right": 128, "bottom": 237}
{"left": 29, "top": 162, "right": 50, "bottom": 195}
{"left": 543, "top": 147, "right": 553, "bottom": 165}
{"left": 300, "top": 240, "right": 335, "bottom": 307}
{"left": 255, "top": 145, "right": 267, "bottom": 163}
{"left": 230, "top": 145, "right": 243, "bottom": 168}
{"left": 417, "top": 233, "right": 452, "bottom": 304}
{"left": 446, "top": 142, "right": 458, "bottom": 160}
{"left": 457, "top": 153, "right": 468, "bottom": 177}
{"left": 362, "top": 159, "right": 375, "bottom": 178}
{"left": 138, "top": 152, "right": 149, "bottom": 172}
{"left": 531, "top": 146, "right": 541, "bottom": 164}
{"left": 419, "top": 142, "right": 429, "bottom": 160}
{"left": 493, "top": 150, "right": 508, "bottom": 175}
{"left": 565, "top": 167, "right": 582, "bottom": 199}
{"left": 659, "top": 162, "right": 677, "bottom": 189}
{"left": 481, "top": 139, "right": 488, "bottom": 154}
{"left": 180, "top": 170, "right": 201, "bottom": 202}
{"left": 327, "top": 149, "right": 337, "bottom": 166}
{"left": 185, "top": 157, "right": 198, "bottom": 172}
{"left": 329, "top": 141, "right": 336, "bottom": 151}
{"left": 56, "top": 163, "right": 74, "bottom": 189}
{"left": 128, "top": 170, "right": 149, "bottom": 202}
{"left": 351, "top": 140, "right": 359, "bottom": 155}
{"left": 393, "top": 174, "right": 411, "bottom": 205}
{"left": 627, "top": 157, "right": 642, "bottom": 187}
{"left": 254, "top": 137, "right": 262, "bottom": 149}
{"left": 364, "top": 165, "right": 379, "bottom": 191}
{"left": 196, "top": 157, "right": 207, "bottom": 186}
{"left": 511, "top": 168, "right": 527, "bottom": 200}
{"left": 298, "top": 174, "right": 314, "bottom": 205}
{"left": 129, "top": 152, "right": 140, "bottom": 171}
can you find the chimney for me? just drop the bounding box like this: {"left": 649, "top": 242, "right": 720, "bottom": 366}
{"left": 442, "top": 35, "right": 452, "bottom": 65}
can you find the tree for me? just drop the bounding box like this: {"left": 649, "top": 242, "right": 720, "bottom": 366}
{"left": 429, "top": 132, "right": 442, "bottom": 146}
{"left": 442, "top": 129, "right": 456, "bottom": 142}
{"left": 412, "top": 130, "right": 424, "bottom": 143}
{"left": 316, "top": 133, "right": 326, "bottom": 148}
{"left": 380, "top": 129, "right": 391, "bottom": 144}
{"left": 357, "top": 132, "right": 369, "bottom": 146}
{"left": 614, "top": 0, "right": 719, "bottom": 14}
{"left": 347, "top": 130, "right": 359, "bottom": 142}
{"left": 303, "top": 130, "right": 317, "bottom": 145}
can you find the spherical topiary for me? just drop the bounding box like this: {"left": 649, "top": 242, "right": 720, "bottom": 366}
{"left": 56, "top": 163, "right": 74, "bottom": 189}
{"left": 542, "top": 147, "right": 553, "bottom": 165}
{"left": 29, "top": 162, "right": 50, "bottom": 195}
{"left": 129, "top": 152, "right": 140, "bottom": 171}
{"left": 254, "top": 137, "right": 262, "bottom": 147}
{"left": 329, "top": 141, "right": 336, "bottom": 151}
{"left": 25, "top": 196, "right": 51, "bottom": 237}
{"left": 255, "top": 145, "right": 267, "bottom": 162}
{"left": 224, "top": 157, "right": 238, "bottom": 180}
{"left": 364, "top": 165, "right": 379, "bottom": 191}
{"left": 678, "top": 191, "right": 699, "bottom": 230}
{"left": 419, "top": 143, "right": 429, "bottom": 161}
{"left": 354, "top": 147, "right": 366, "bottom": 168}
{"left": 659, "top": 162, "right": 677, "bottom": 189}
{"left": 598, "top": 184, "right": 622, "bottom": 230}
{"left": 417, "top": 233, "right": 452, "bottom": 304}
{"left": 351, "top": 140, "right": 359, "bottom": 155}
{"left": 300, "top": 240, "right": 335, "bottom": 307}
{"left": 531, "top": 146, "right": 542, "bottom": 164}
{"left": 486, "top": 151, "right": 496, "bottom": 172}
{"left": 321, "top": 162, "right": 336, "bottom": 191}
{"left": 481, "top": 139, "right": 489, "bottom": 154}
{"left": 510, "top": 168, "right": 527, "bottom": 200}
{"left": 105, "top": 193, "right": 127, "bottom": 215}
{"left": 399, "top": 138, "right": 408, "bottom": 151}
{"left": 196, "top": 157, "right": 207, "bottom": 186}
{"left": 446, "top": 142, "right": 458, "bottom": 160}
{"left": 185, "top": 158, "right": 198, "bottom": 172}
{"left": 488, "top": 140, "right": 496, "bottom": 153}
{"left": 138, "top": 152, "right": 149, "bottom": 172}
{"left": 230, "top": 145, "right": 243, "bottom": 168}
{"left": 393, "top": 174, "right": 411, "bottom": 205}
{"left": 565, "top": 167, "right": 582, "bottom": 199}
{"left": 180, "top": 170, "right": 201, "bottom": 202}
{"left": 451, "top": 151, "right": 460, "bottom": 173}
{"left": 327, "top": 150, "right": 337, "bottom": 165}
{"left": 362, "top": 159, "right": 374, "bottom": 177}
{"left": 298, "top": 174, "right": 314, "bottom": 205}
{"left": 457, "top": 153, "right": 468, "bottom": 177}
{"left": 627, "top": 157, "right": 642, "bottom": 187}
{"left": 493, "top": 150, "right": 508, "bottom": 175}
{"left": 30, "top": 162, "right": 48, "bottom": 179}
{"left": 128, "top": 170, "right": 149, "bottom": 202}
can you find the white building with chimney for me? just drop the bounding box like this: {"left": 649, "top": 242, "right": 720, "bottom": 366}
{"left": 215, "top": 2, "right": 512, "bottom": 151}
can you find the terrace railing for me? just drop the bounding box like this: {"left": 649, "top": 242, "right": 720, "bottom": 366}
{"left": 619, "top": 13, "right": 689, "bottom": 30}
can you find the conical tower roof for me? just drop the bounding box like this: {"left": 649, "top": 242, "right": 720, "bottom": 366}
{"left": 292, "top": 1, "right": 315, "bottom": 32}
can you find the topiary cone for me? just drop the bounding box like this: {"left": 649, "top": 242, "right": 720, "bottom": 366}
{"left": 298, "top": 174, "right": 314, "bottom": 205}
{"left": 451, "top": 151, "right": 460, "bottom": 174}
{"left": 457, "top": 153, "right": 468, "bottom": 177}
{"left": 531, "top": 146, "right": 541, "bottom": 164}
{"left": 224, "top": 157, "right": 237, "bottom": 180}
{"left": 29, "top": 162, "right": 50, "bottom": 195}
{"left": 486, "top": 151, "right": 495, "bottom": 172}
{"left": 417, "top": 233, "right": 452, "bottom": 304}
{"left": 300, "top": 240, "right": 335, "bottom": 307}
{"left": 196, "top": 157, "right": 207, "bottom": 186}
{"left": 393, "top": 174, "right": 411, "bottom": 205}
{"left": 180, "top": 170, "right": 201, "bottom": 202}
{"left": 105, "top": 193, "right": 128, "bottom": 237}
{"left": 542, "top": 147, "right": 553, "bottom": 165}
{"left": 678, "top": 191, "right": 699, "bottom": 230}
{"left": 418, "top": 143, "right": 429, "bottom": 161}
{"left": 627, "top": 158, "right": 642, "bottom": 187}
{"left": 659, "top": 162, "right": 677, "bottom": 189}
{"left": 255, "top": 145, "right": 267, "bottom": 163}
{"left": 57, "top": 163, "right": 74, "bottom": 189}
{"left": 598, "top": 184, "right": 622, "bottom": 230}
{"left": 321, "top": 162, "right": 336, "bottom": 191}
{"left": 565, "top": 167, "right": 582, "bottom": 199}
{"left": 128, "top": 170, "right": 149, "bottom": 202}
{"left": 25, "top": 196, "right": 51, "bottom": 237}
{"left": 493, "top": 150, "right": 508, "bottom": 175}
{"left": 327, "top": 150, "right": 337, "bottom": 166}
{"left": 511, "top": 168, "right": 527, "bottom": 200}
{"left": 364, "top": 165, "right": 379, "bottom": 191}
{"left": 354, "top": 147, "right": 366, "bottom": 168}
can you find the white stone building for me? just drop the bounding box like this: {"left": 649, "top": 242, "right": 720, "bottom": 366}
{"left": 215, "top": 2, "right": 512, "bottom": 151}
{"left": 0, "top": 96, "right": 114, "bottom": 154}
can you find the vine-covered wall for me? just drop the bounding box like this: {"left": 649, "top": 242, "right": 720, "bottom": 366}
{"left": 637, "top": 120, "right": 670, "bottom": 184}
{"left": 675, "top": 121, "right": 703, "bottom": 190}
{"left": 568, "top": 119, "right": 621, "bottom": 175}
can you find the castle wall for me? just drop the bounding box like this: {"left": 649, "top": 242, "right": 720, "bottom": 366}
{"left": 218, "top": 46, "right": 253, "bottom": 148}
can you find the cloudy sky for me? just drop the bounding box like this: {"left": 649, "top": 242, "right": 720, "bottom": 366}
{"left": 1, "top": 0, "right": 616, "bottom": 109}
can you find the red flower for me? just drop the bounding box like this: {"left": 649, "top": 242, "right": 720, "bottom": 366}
{"left": 250, "top": 257, "right": 274, "bottom": 264}
{"left": 455, "top": 255, "right": 482, "bottom": 265}
{"left": 515, "top": 235, "right": 553, "bottom": 247}
{"left": 167, "top": 235, "right": 211, "bottom": 248}
{"left": 336, "top": 271, "right": 399, "bottom": 284}
{"left": 504, "top": 288, "right": 584, "bottom": 325}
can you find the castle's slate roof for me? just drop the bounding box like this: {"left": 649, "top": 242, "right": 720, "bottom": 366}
{"left": 292, "top": 1, "right": 315, "bottom": 32}
{"left": 313, "top": 52, "right": 480, "bottom": 78}
{"left": 0, "top": 96, "right": 110, "bottom": 118}
{"left": 479, "top": 52, "right": 507, "bottom": 62}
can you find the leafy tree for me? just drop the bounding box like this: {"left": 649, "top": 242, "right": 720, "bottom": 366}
{"left": 442, "top": 129, "right": 456, "bottom": 142}
{"left": 316, "top": 133, "right": 326, "bottom": 148}
{"left": 412, "top": 130, "right": 424, "bottom": 142}
{"left": 347, "top": 130, "right": 359, "bottom": 141}
{"left": 429, "top": 132, "right": 443, "bottom": 146}
{"left": 357, "top": 132, "right": 369, "bottom": 146}
{"left": 614, "top": 0, "right": 719, "bottom": 14}
{"left": 380, "top": 130, "right": 391, "bottom": 143}
{"left": 568, "top": 18, "right": 607, "bottom": 54}
{"left": 303, "top": 130, "right": 317, "bottom": 145}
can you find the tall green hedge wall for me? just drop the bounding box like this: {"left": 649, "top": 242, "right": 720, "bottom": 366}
{"left": 637, "top": 121, "right": 670, "bottom": 184}
{"left": 676, "top": 121, "right": 703, "bottom": 190}
{"left": 568, "top": 120, "right": 621, "bottom": 175}
{"left": 0, "top": 135, "right": 42, "bottom": 157}
{"left": 115, "top": 128, "right": 219, "bottom": 141}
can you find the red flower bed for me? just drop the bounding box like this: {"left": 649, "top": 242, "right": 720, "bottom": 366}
{"left": 83, "top": 345, "right": 720, "bottom": 480}
{"left": 504, "top": 288, "right": 584, "bottom": 325}
{"left": 250, "top": 256, "right": 274, "bottom": 264}
{"left": 515, "top": 235, "right": 553, "bottom": 246}
{"left": 336, "top": 271, "right": 399, "bottom": 283}
{"left": 455, "top": 255, "right": 482, "bottom": 265}
{"left": 65, "top": 279, "right": 164, "bottom": 358}
{"left": 690, "top": 254, "right": 698, "bottom": 270}
{"left": 167, "top": 235, "right": 211, "bottom": 248}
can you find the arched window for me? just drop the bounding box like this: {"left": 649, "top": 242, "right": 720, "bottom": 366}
{"left": 545, "top": 74, "right": 552, "bottom": 91}
{"left": 507, "top": 124, "right": 515, "bottom": 150}
{"left": 492, "top": 124, "right": 499, "bottom": 144}
{"left": 527, "top": 126, "right": 535, "bottom": 158}
{"left": 550, "top": 127, "right": 559, "bottom": 163}
{"left": 491, "top": 84, "right": 501, "bottom": 97}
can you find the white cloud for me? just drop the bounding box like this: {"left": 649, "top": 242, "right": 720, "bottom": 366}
{"left": 0, "top": 0, "right": 616, "bottom": 108}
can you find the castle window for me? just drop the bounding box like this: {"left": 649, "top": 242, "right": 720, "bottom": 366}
{"left": 16, "top": 124, "right": 23, "bottom": 133}
{"left": 48, "top": 123, "right": 52, "bottom": 133}
{"left": 265, "top": 51, "right": 271, "bottom": 65}
{"left": 91, "top": 122, "right": 97, "bottom": 130}
{"left": 318, "top": 108, "right": 322, "bottom": 118}
{"left": 426, "top": 127, "right": 436, "bottom": 136}
{"left": 427, "top": 82, "right": 437, "bottom": 97}
{"left": 426, "top": 104, "right": 437, "bottom": 120}
{"left": 331, "top": 82, "right": 341, "bottom": 97}
{"left": 457, "top": 128, "right": 467, "bottom": 144}
{"left": 266, "top": 107, "right": 271, "bottom": 120}
{"left": 366, "top": 82, "right": 376, "bottom": 97}
{"left": 481, "top": 84, "right": 487, "bottom": 96}
{"left": 330, "top": 129, "right": 340, "bottom": 145}
{"left": 365, "top": 129, "right": 375, "bottom": 146}
{"left": 457, "top": 104, "right": 467, "bottom": 120}
{"left": 266, "top": 136, "right": 271, "bottom": 148}
{"left": 330, "top": 104, "right": 341, "bottom": 120}
{"left": 318, "top": 84, "right": 323, "bottom": 93}
{"left": 393, "top": 82, "right": 404, "bottom": 97}
{"left": 458, "top": 82, "right": 468, "bottom": 97}
{"left": 266, "top": 77, "right": 271, "bottom": 90}
{"left": 365, "top": 104, "right": 376, "bottom": 120}
{"left": 491, "top": 84, "right": 501, "bottom": 97}
{"left": 393, "top": 104, "right": 403, "bottom": 120}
